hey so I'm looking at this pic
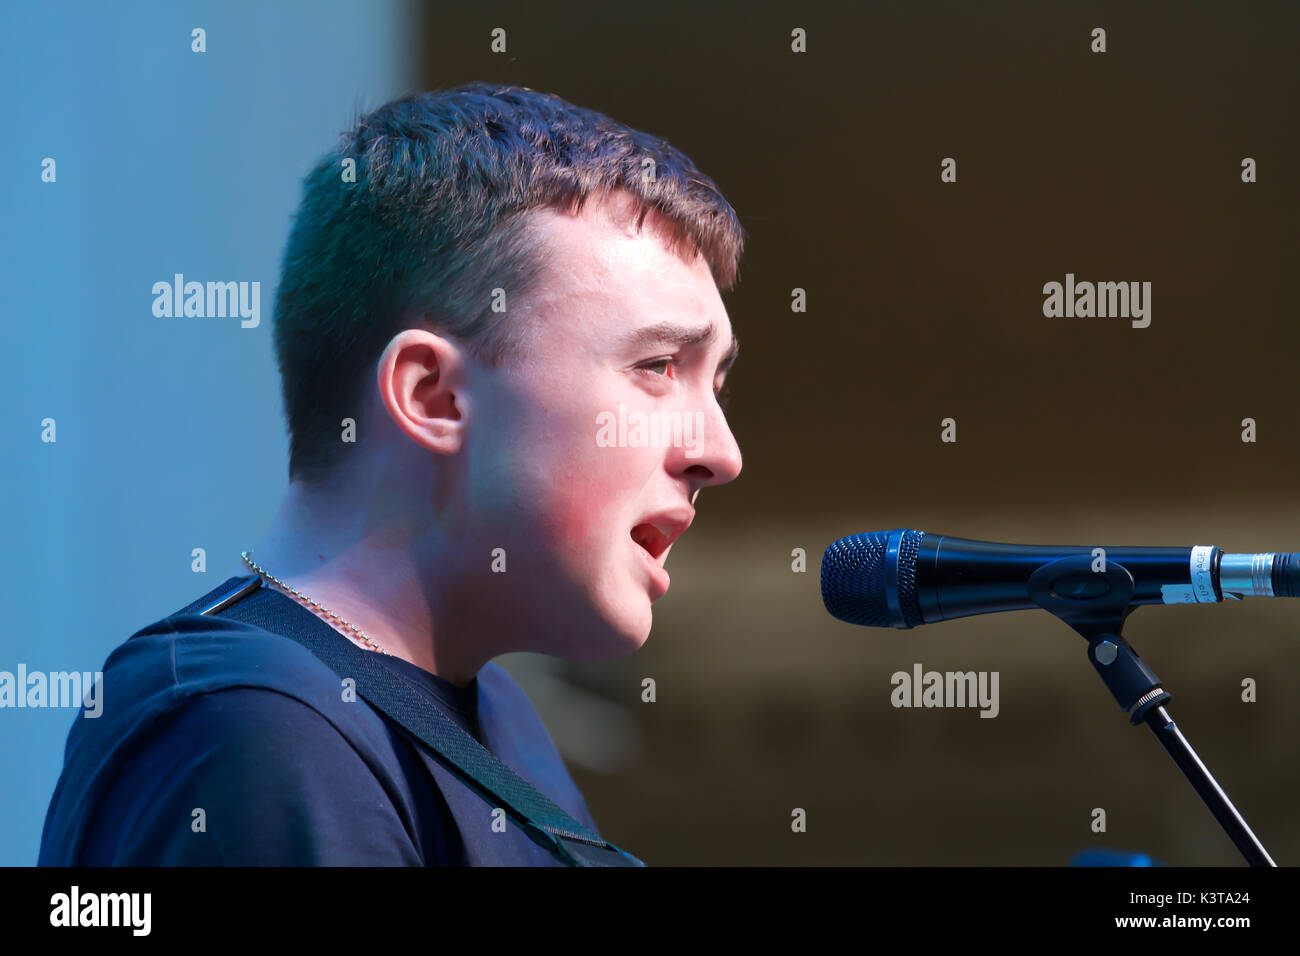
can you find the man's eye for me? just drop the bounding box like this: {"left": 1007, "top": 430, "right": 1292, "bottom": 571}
{"left": 638, "top": 358, "right": 675, "bottom": 377}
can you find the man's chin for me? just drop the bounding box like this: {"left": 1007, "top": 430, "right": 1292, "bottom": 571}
{"left": 556, "top": 605, "right": 653, "bottom": 661}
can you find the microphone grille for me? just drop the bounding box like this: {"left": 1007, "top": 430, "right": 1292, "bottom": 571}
{"left": 820, "top": 529, "right": 926, "bottom": 628}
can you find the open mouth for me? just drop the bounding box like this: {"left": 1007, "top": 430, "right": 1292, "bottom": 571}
{"left": 629, "top": 509, "right": 693, "bottom": 564}
{"left": 630, "top": 523, "right": 672, "bottom": 561}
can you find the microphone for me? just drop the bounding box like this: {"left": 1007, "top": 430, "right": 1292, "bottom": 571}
{"left": 820, "top": 529, "right": 1300, "bottom": 628}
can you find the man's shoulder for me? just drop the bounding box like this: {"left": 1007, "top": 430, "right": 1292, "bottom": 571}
{"left": 79, "top": 601, "right": 408, "bottom": 775}
{"left": 111, "top": 607, "right": 365, "bottom": 714}
{"left": 63, "top": 593, "right": 403, "bottom": 798}
{"left": 39, "top": 601, "right": 432, "bottom": 865}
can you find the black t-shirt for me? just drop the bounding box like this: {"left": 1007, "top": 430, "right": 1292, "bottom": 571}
{"left": 38, "top": 578, "right": 602, "bottom": 866}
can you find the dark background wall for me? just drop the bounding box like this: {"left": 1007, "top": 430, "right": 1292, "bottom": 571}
{"left": 419, "top": 1, "right": 1300, "bottom": 864}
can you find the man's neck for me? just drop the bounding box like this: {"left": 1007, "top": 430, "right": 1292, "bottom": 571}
{"left": 230, "top": 481, "right": 484, "bottom": 688}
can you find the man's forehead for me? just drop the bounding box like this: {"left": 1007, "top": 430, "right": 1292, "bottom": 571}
{"left": 521, "top": 194, "right": 731, "bottom": 348}
{"left": 526, "top": 193, "right": 705, "bottom": 283}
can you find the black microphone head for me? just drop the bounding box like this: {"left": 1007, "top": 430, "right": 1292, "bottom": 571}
{"left": 820, "top": 529, "right": 927, "bottom": 628}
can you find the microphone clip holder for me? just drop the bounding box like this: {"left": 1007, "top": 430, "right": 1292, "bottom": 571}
{"left": 1026, "top": 555, "right": 1275, "bottom": 866}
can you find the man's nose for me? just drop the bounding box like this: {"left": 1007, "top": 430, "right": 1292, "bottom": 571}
{"left": 676, "top": 401, "right": 742, "bottom": 488}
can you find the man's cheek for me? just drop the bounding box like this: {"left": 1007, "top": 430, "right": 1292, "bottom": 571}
{"left": 543, "top": 480, "right": 611, "bottom": 550}
{"left": 540, "top": 460, "right": 638, "bottom": 555}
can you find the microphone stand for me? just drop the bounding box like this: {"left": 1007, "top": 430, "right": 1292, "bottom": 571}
{"left": 1026, "top": 555, "right": 1275, "bottom": 867}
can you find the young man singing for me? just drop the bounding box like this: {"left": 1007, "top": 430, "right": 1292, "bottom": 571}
{"left": 39, "top": 83, "right": 744, "bottom": 865}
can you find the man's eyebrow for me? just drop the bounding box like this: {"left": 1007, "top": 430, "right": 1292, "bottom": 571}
{"left": 619, "top": 322, "right": 739, "bottom": 371}
{"left": 619, "top": 322, "right": 717, "bottom": 352}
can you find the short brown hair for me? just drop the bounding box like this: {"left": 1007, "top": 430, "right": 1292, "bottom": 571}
{"left": 272, "top": 82, "right": 746, "bottom": 485}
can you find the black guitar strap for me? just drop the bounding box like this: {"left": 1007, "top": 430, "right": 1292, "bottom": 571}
{"left": 172, "top": 574, "right": 645, "bottom": 867}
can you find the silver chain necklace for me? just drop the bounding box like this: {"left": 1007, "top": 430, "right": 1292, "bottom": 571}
{"left": 241, "top": 550, "right": 390, "bottom": 656}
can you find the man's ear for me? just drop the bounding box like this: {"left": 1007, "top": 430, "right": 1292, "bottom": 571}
{"left": 376, "top": 327, "right": 468, "bottom": 456}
